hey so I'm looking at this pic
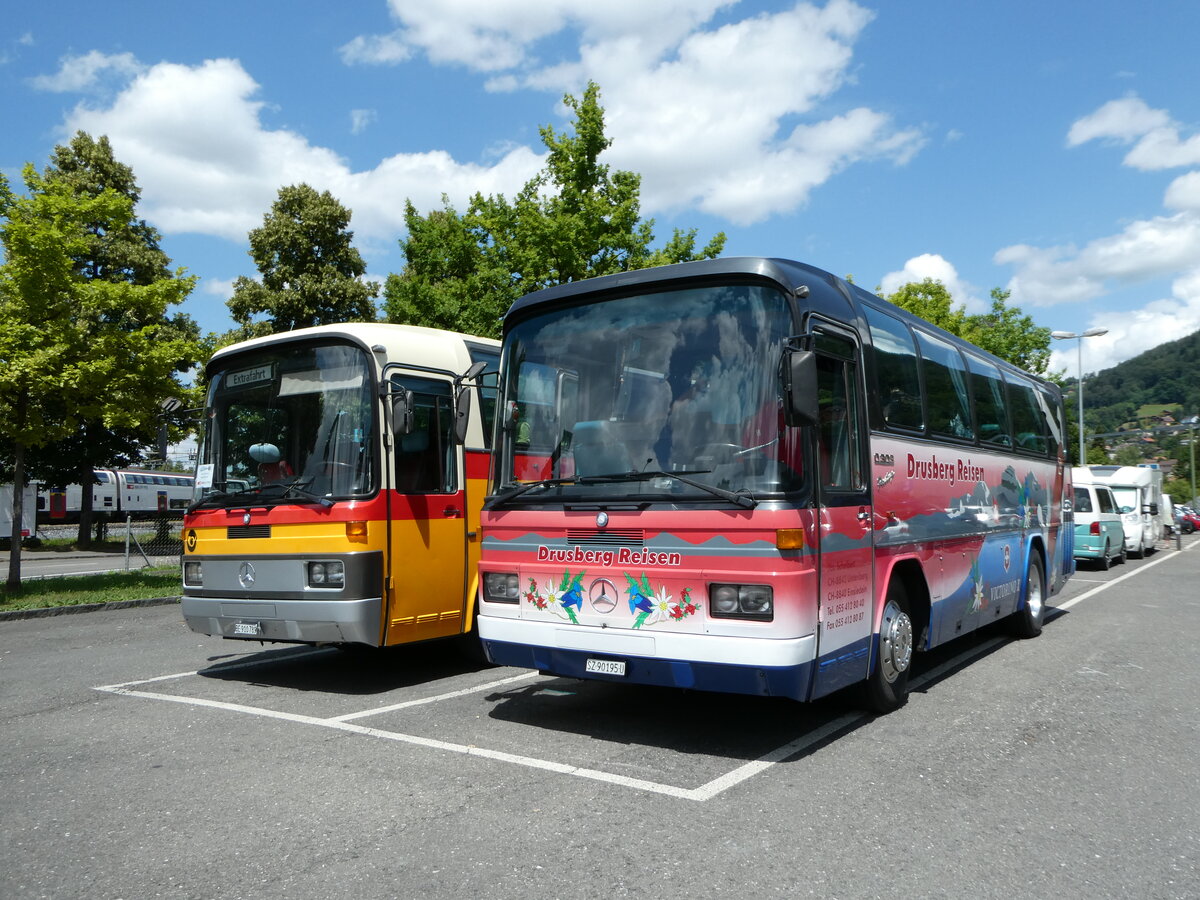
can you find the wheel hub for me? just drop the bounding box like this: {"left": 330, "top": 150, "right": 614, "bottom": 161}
{"left": 879, "top": 599, "right": 913, "bottom": 683}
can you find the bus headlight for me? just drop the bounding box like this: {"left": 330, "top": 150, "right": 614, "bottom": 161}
{"left": 307, "top": 561, "right": 345, "bottom": 588}
{"left": 484, "top": 572, "right": 521, "bottom": 603}
{"left": 183, "top": 561, "right": 203, "bottom": 586}
{"left": 709, "top": 583, "right": 773, "bottom": 620}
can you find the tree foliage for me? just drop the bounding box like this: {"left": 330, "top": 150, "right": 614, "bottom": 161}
{"left": 15, "top": 133, "right": 203, "bottom": 546}
{"left": 386, "top": 82, "right": 725, "bottom": 338}
{"left": 884, "top": 280, "right": 1052, "bottom": 375}
{"left": 227, "top": 184, "right": 379, "bottom": 338}
{"left": 1, "top": 164, "right": 196, "bottom": 585}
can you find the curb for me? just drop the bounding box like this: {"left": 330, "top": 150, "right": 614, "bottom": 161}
{"left": 0, "top": 595, "right": 181, "bottom": 622}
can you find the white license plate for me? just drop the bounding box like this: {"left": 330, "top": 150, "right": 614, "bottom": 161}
{"left": 585, "top": 658, "right": 626, "bottom": 676}
{"left": 232, "top": 621, "right": 263, "bottom": 636}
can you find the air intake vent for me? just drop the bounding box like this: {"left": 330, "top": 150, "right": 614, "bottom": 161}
{"left": 565, "top": 528, "right": 643, "bottom": 547}
{"left": 228, "top": 525, "right": 271, "bottom": 539}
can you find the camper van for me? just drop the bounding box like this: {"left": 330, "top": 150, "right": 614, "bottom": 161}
{"left": 1087, "top": 464, "right": 1164, "bottom": 558}
{"left": 1070, "top": 467, "right": 1126, "bottom": 568}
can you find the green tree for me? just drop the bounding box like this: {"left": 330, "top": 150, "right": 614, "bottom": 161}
{"left": 32, "top": 133, "right": 202, "bottom": 545}
{"left": 884, "top": 280, "right": 1052, "bottom": 375}
{"left": 965, "top": 288, "right": 1052, "bottom": 375}
{"left": 885, "top": 279, "right": 969, "bottom": 335}
{"left": 386, "top": 82, "right": 725, "bottom": 338}
{"left": 228, "top": 184, "right": 379, "bottom": 337}
{"left": 1, "top": 165, "right": 196, "bottom": 587}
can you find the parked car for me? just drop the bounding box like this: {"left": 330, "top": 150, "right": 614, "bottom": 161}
{"left": 1176, "top": 505, "right": 1200, "bottom": 535}
{"left": 1071, "top": 469, "right": 1126, "bottom": 569}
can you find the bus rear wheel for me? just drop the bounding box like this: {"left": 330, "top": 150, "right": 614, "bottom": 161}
{"left": 860, "top": 580, "right": 913, "bottom": 714}
{"left": 1010, "top": 552, "right": 1045, "bottom": 639}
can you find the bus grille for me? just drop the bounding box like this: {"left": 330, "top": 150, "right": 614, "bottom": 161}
{"left": 227, "top": 525, "right": 272, "bottom": 539}
{"left": 565, "top": 529, "right": 643, "bottom": 547}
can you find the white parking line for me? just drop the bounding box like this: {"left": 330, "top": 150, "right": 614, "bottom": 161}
{"left": 95, "top": 541, "right": 1197, "bottom": 801}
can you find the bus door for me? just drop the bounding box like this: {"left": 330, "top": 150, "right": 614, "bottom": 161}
{"left": 383, "top": 371, "right": 469, "bottom": 645}
{"left": 810, "top": 330, "right": 875, "bottom": 698}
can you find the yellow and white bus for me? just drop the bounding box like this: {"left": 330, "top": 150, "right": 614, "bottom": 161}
{"left": 181, "top": 323, "right": 498, "bottom": 648}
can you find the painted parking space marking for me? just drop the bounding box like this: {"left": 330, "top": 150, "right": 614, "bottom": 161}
{"left": 95, "top": 540, "right": 1196, "bottom": 801}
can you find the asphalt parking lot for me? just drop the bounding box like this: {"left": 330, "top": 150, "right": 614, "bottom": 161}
{"left": 3, "top": 534, "right": 1198, "bottom": 899}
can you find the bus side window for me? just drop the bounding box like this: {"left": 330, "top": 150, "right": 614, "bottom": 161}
{"left": 392, "top": 375, "right": 455, "bottom": 494}
{"left": 816, "top": 350, "right": 862, "bottom": 491}
{"left": 966, "top": 353, "right": 1011, "bottom": 448}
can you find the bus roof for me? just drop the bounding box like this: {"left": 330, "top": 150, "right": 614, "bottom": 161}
{"left": 504, "top": 256, "right": 1058, "bottom": 389}
{"left": 206, "top": 322, "right": 499, "bottom": 377}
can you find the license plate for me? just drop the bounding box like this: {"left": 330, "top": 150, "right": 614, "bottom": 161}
{"left": 232, "top": 621, "right": 263, "bottom": 636}
{"left": 585, "top": 658, "right": 626, "bottom": 677}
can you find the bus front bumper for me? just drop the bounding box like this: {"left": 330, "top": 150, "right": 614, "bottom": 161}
{"left": 478, "top": 615, "right": 817, "bottom": 701}
{"left": 182, "top": 595, "right": 382, "bottom": 645}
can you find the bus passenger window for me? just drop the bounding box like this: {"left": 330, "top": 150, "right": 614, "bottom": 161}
{"left": 864, "top": 306, "right": 922, "bottom": 431}
{"left": 966, "top": 354, "right": 1011, "bottom": 448}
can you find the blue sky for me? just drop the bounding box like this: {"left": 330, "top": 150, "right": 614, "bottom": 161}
{"left": 4, "top": 0, "right": 1200, "bottom": 378}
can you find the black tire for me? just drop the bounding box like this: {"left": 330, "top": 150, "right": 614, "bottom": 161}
{"left": 1099, "top": 543, "right": 1111, "bottom": 570}
{"left": 1011, "top": 552, "right": 1045, "bottom": 639}
{"left": 1117, "top": 543, "right": 1127, "bottom": 565}
{"left": 859, "top": 580, "right": 913, "bottom": 714}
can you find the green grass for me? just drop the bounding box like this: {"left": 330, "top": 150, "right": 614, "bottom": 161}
{"left": 0, "top": 567, "right": 181, "bottom": 613}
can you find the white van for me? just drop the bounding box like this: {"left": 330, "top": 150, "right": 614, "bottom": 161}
{"left": 1070, "top": 468, "right": 1126, "bottom": 569}
{"left": 1087, "top": 464, "right": 1164, "bottom": 558}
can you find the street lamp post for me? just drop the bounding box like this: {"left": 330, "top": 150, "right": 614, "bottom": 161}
{"left": 1051, "top": 328, "right": 1108, "bottom": 466}
{"left": 1185, "top": 415, "right": 1199, "bottom": 507}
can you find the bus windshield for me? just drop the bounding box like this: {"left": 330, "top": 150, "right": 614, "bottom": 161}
{"left": 193, "top": 341, "right": 376, "bottom": 507}
{"left": 493, "top": 282, "right": 801, "bottom": 504}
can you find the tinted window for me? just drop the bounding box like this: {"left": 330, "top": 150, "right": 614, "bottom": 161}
{"left": 1006, "top": 373, "right": 1048, "bottom": 455}
{"left": 966, "top": 354, "right": 1010, "bottom": 447}
{"left": 864, "top": 306, "right": 922, "bottom": 430}
{"left": 391, "top": 375, "right": 455, "bottom": 494}
{"left": 914, "top": 329, "right": 973, "bottom": 440}
{"left": 1073, "top": 487, "right": 1093, "bottom": 513}
{"left": 1098, "top": 487, "right": 1117, "bottom": 514}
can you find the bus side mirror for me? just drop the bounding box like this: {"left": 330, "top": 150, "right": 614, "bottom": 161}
{"left": 391, "top": 389, "right": 414, "bottom": 437}
{"left": 783, "top": 349, "right": 818, "bottom": 427}
{"left": 454, "top": 386, "right": 472, "bottom": 445}
{"left": 1147, "top": 502, "right": 1159, "bottom": 516}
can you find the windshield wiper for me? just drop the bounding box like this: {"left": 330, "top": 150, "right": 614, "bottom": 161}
{"left": 577, "top": 469, "right": 758, "bottom": 508}
{"left": 186, "top": 478, "right": 334, "bottom": 513}
{"left": 267, "top": 477, "right": 335, "bottom": 508}
{"left": 489, "top": 476, "right": 580, "bottom": 505}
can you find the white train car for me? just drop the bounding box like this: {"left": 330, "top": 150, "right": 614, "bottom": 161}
{"left": 37, "top": 469, "right": 194, "bottom": 524}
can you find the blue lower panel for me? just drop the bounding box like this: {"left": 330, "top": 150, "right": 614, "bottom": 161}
{"left": 484, "top": 640, "right": 814, "bottom": 701}
{"left": 810, "top": 637, "right": 871, "bottom": 699}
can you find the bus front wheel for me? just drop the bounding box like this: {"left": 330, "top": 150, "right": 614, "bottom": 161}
{"left": 860, "top": 581, "right": 913, "bottom": 714}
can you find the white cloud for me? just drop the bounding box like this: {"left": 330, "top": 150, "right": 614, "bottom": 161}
{"left": 879, "top": 253, "right": 987, "bottom": 314}
{"left": 63, "top": 58, "right": 544, "bottom": 244}
{"left": 1067, "top": 93, "right": 1200, "bottom": 171}
{"left": 1048, "top": 267, "right": 1200, "bottom": 375}
{"left": 997, "top": 212, "right": 1200, "bottom": 307}
{"left": 31, "top": 50, "right": 143, "bottom": 92}
{"left": 343, "top": 0, "right": 733, "bottom": 73}
{"left": 1000, "top": 96, "right": 1200, "bottom": 311}
{"left": 350, "top": 108, "right": 377, "bottom": 135}
{"left": 343, "top": 0, "right": 924, "bottom": 224}
{"left": 1166, "top": 171, "right": 1200, "bottom": 212}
